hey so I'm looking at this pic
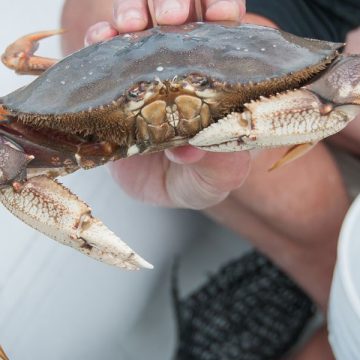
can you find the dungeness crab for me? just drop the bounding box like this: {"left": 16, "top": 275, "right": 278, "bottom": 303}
{"left": 0, "top": 22, "right": 359, "bottom": 271}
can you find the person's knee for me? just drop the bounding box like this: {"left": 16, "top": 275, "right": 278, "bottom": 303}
{"left": 235, "top": 144, "right": 350, "bottom": 245}
{"left": 61, "top": 0, "right": 113, "bottom": 54}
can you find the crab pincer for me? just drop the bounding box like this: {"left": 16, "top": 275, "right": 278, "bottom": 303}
{"left": 0, "top": 135, "right": 152, "bottom": 270}
{"left": 0, "top": 175, "right": 153, "bottom": 270}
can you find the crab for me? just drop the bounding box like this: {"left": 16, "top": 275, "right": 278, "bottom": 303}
{"left": 0, "top": 22, "right": 359, "bottom": 272}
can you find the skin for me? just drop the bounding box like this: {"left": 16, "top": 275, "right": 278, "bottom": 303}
{"left": 60, "top": 1, "right": 360, "bottom": 358}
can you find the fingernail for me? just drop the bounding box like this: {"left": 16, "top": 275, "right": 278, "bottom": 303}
{"left": 116, "top": 8, "right": 147, "bottom": 29}
{"left": 84, "top": 22, "right": 116, "bottom": 46}
{"left": 165, "top": 147, "right": 206, "bottom": 164}
{"left": 156, "top": 0, "right": 183, "bottom": 18}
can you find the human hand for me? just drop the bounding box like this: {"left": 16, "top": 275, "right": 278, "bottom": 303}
{"left": 80, "top": 0, "right": 249, "bottom": 210}
{"left": 84, "top": 0, "right": 246, "bottom": 42}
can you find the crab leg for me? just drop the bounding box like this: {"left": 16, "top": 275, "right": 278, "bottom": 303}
{"left": 1, "top": 30, "right": 63, "bottom": 75}
{"left": 0, "top": 346, "right": 9, "bottom": 360}
{"left": 189, "top": 89, "right": 354, "bottom": 157}
{"left": 0, "top": 105, "right": 8, "bottom": 122}
{"left": 0, "top": 176, "right": 153, "bottom": 270}
{"left": 0, "top": 345, "right": 9, "bottom": 360}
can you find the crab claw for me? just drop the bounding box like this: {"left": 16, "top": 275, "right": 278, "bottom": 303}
{"left": 0, "top": 176, "right": 153, "bottom": 270}
{"left": 189, "top": 112, "right": 250, "bottom": 151}
{"left": 190, "top": 85, "right": 356, "bottom": 154}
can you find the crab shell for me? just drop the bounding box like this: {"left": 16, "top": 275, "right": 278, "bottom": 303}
{"left": 0, "top": 23, "right": 343, "bottom": 164}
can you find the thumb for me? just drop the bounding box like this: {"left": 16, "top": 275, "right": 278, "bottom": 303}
{"left": 166, "top": 151, "right": 250, "bottom": 209}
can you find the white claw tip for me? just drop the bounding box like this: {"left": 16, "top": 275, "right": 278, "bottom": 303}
{"left": 137, "top": 257, "right": 154, "bottom": 270}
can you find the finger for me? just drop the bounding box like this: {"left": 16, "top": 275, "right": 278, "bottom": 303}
{"left": 166, "top": 152, "right": 250, "bottom": 209}
{"left": 204, "top": 0, "right": 246, "bottom": 21}
{"left": 113, "top": 0, "right": 149, "bottom": 33}
{"left": 110, "top": 151, "right": 250, "bottom": 209}
{"left": 109, "top": 153, "right": 173, "bottom": 205}
{"left": 154, "top": 0, "right": 191, "bottom": 25}
{"left": 84, "top": 21, "right": 118, "bottom": 46}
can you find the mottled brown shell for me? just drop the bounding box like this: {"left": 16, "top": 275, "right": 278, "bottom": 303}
{"left": 2, "top": 23, "right": 342, "bottom": 115}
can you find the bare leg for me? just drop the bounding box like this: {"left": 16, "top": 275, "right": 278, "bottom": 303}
{"left": 206, "top": 144, "right": 348, "bottom": 358}
{"left": 61, "top": 0, "right": 113, "bottom": 54}
{"left": 207, "top": 144, "right": 348, "bottom": 310}
{"left": 284, "top": 327, "right": 335, "bottom": 360}
{"left": 1, "top": 30, "right": 63, "bottom": 75}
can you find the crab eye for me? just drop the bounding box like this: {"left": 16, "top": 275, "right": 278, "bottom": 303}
{"left": 128, "top": 89, "right": 139, "bottom": 99}
{"left": 127, "top": 82, "right": 148, "bottom": 99}
{"left": 189, "top": 74, "right": 209, "bottom": 87}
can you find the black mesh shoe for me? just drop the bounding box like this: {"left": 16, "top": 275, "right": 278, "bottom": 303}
{"left": 173, "top": 251, "right": 315, "bottom": 360}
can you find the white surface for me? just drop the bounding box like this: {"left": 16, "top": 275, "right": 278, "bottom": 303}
{"left": 0, "top": 2, "right": 249, "bottom": 359}
{"left": 329, "top": 195, "right": 360, "bottom": 359}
